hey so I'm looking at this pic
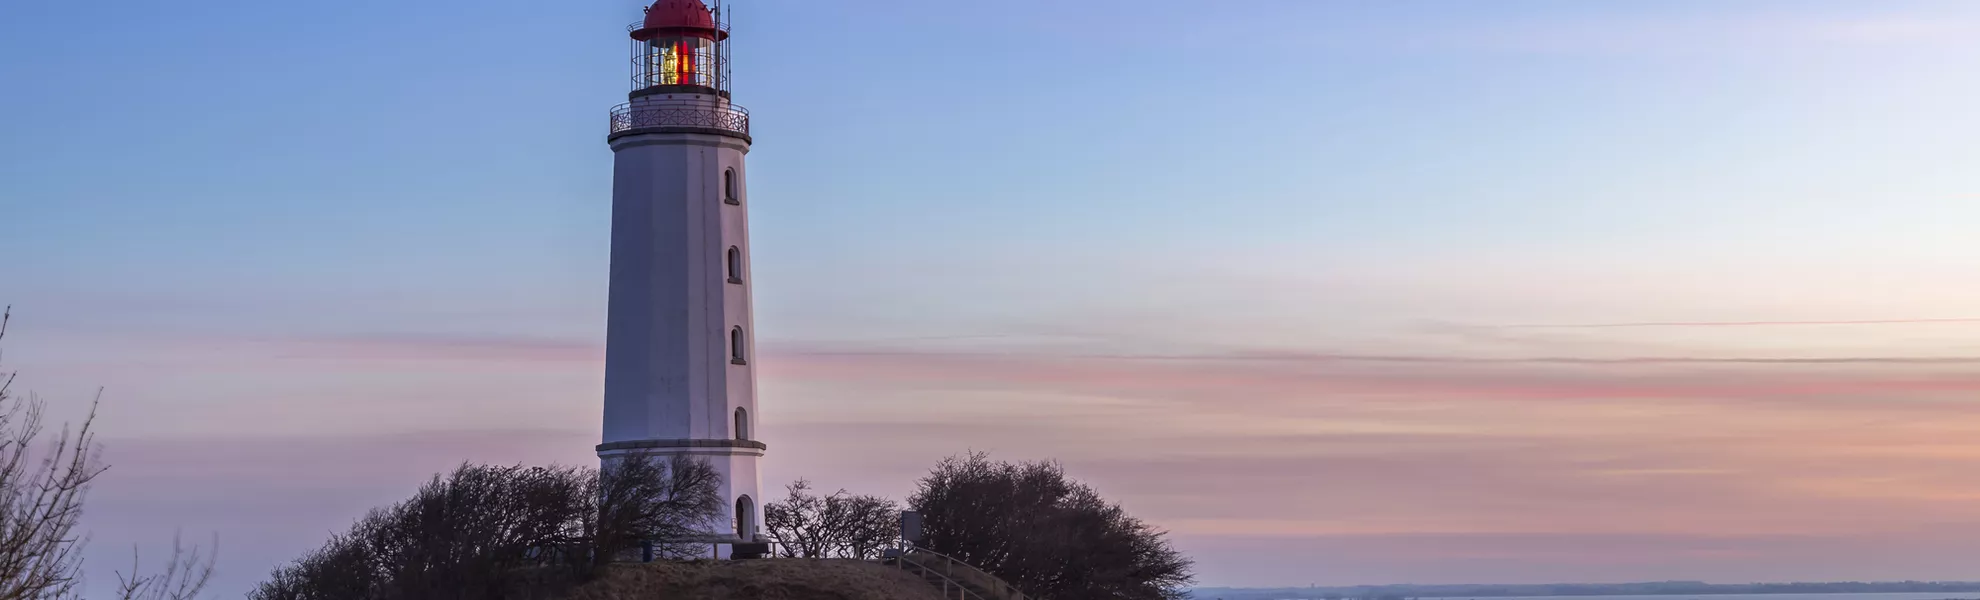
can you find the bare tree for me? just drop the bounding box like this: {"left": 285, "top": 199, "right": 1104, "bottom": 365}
{"left": 910, "top": 451, "right": 1194, "bottom": 600}
{"left": 830, "top": 492, "right": 899, "bottom": 560}
{"left": 590, "top": 453, "right": 724, "bottom": 563}
{"left": 251, "top": 453, "right": 725, "bottom": 600}
{"left": 763, "top": 479, "right": 900, "bottom": 560}
{"left": 763, "top": 480, "right": 828, "bottom": 558}
{"left": 0, "top": 306, "right": 215, "bottom": 600}
{"left": 371, "top": 464, "right": 595, "bottom": 598}
{"left": 251, "top": 463, "right": 595, "bottom": 600}
{"left": 0, "top": 306, "right": 103, "bottom": 600}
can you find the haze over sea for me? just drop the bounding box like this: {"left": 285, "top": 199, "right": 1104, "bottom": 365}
{"left": 1205, "top": 594, "right": 1979, "bottom": 600}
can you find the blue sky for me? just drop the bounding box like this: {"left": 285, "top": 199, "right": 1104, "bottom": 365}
{"left": 8, "top": 0, "right": 1980, "bottom": 595}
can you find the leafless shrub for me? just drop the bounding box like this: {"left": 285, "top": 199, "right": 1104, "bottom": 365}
{"left": 245, "top": 527, "right": 378, "bottom": 600}
{"left": 592, "top": 454, "right": 723, "bottom": 563}
{"left": 910, "top": 451, "right": 1194, "bottom": 600}
{"left": 763, "top": 479, "right": 900, "bottom": 560}
{"left": 250, "top": 453, "right": 723, "bottom": 600}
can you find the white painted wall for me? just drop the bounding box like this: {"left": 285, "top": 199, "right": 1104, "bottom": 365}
{"left": 600, "top": 112, "right": 761, "bottom": 544}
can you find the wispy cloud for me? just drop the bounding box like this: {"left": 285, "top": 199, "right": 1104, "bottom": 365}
{"left": 214, "top": 331, "right": 1980, "bottom": 404}
{"left": 1393, "top": 11, "right": 1980, "bottom": 57}
{"left": 995, "top": 4, "right": 1980, "bottom": 56}
{"left": 273, "top": 334, "right": 601, "bottom": 363}
{"left": 1500, "top": 317, "right": 1980, "bottom": 329}
{"left": 47, "top": 324, "right": 1980, "bottom": 587}
{"left": 1799, "top": 15, "right": 1980, "bottom": 45}
{"left": 794, "top": 348, "right": 1980, "bottom": 366}
{"left": 770, "top": 347, "right": 1980, "bottom": 420}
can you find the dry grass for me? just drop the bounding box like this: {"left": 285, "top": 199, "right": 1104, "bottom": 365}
{"left": 563, "top": 559, "right": 949, "bottom": 600}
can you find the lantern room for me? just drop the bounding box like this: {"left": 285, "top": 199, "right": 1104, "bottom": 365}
{"left": 629, "top": 0, "right": 731, "bottom": 96}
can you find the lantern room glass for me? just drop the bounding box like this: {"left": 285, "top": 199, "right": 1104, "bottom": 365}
{"left": 636, "top": 35, "right": 719, "bottom": 90}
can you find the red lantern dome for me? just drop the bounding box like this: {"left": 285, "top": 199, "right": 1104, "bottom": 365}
{"left": 633, "top": 0, "right": 725, "bottom": 41}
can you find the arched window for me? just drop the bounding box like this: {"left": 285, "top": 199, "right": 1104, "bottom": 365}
{"left": 726, "top": 246, "right": 743, "bottom": 283}
{"left": 734, "top": 407, "right": 749, "bottom": 440}
{"left": 735, "top": 495, "right": 755, "bottom": 541}
{"left": 730, "top": 326, "right": 746, "bottom": 364}
{"left": 723, "top": 168, "right": 739, "bottom": 205}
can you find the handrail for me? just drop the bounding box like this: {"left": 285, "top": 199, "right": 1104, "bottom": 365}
{"left": 626, "top": 19, "right": 731, "bottom": 35}
{"left": 900, "top": 548, "right": 1032, "bottom": 600}
{"left": 895, "top": 552, "right": 997, "bottom": 600}
{"left": 897, "top": 555, "right": 994, "bottom": 600}
{"left": 752, "top": 533, "right": 903, "bottom": 560}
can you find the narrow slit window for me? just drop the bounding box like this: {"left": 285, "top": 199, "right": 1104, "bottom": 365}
{"left": 723, "top": 168, "right": 738, "bottom": 204}
{"left": 727, "top": 247, "right": 743, "bottom": 283}
{"left": 730, "top": 326, "right": 746, "bottom": 364}
{"left": 734, "top": 407, "right": 749, "bottom": 440}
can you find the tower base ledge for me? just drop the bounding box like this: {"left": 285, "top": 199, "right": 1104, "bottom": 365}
{"left": 597, "top": 438, "right": 767, "bottom": 458}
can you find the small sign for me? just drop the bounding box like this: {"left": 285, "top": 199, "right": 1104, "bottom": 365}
{"left": 900, "top": 511, "right": 923, "bottom": 543}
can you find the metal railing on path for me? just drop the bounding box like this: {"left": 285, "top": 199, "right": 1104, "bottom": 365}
{"left": 609, "top": 535, "right": 1034, "bottom": 600}
{"left": 895, "top": 547, "right": 1033, "bottom": 600}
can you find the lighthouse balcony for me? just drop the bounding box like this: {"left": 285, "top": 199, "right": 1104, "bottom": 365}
{"left": 609, "top": 100, "right": 750, "bottom": 141}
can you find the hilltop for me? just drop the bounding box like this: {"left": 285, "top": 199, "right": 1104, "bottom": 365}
{"left": 563, "top": 559, "right": 947, "bottom": 600}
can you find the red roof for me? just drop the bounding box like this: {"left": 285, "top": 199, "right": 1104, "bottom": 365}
{"left": 640, "top": 0, "right": 715, "bottom": 33}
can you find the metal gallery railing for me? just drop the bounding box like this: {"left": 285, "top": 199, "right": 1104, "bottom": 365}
{"left": 626, "top": 19, "right": 731, "bottom": 36}
{"left": 608, "top": 101, "right": 750, "bottom": 138}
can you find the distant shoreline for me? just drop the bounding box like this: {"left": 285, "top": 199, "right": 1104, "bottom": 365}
{"left": 1197, "top": 595, "right": 1980, "bottom": 600}
{"left": 1408, "top": 595, "right": 1980, "bottom": 598}
{"left": 1191, "top": 586, "right": 1980, "bottom": 600}
{"left": 1395, "top": 598, "right": 1980, "bottom": 600}
{"left": 1413, "top": 596, "right": 1980, "bottom": 599}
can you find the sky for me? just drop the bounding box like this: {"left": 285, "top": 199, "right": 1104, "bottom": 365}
{"left": 5, "top": 0, "right": 1980, "bottom": 595}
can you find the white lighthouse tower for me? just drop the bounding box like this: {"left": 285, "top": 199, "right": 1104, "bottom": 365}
{"left": 597, "top": 0, "right": 763, "bottom": 548}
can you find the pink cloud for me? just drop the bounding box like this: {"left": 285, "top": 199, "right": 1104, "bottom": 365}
{"left": 49, "top": 331, "right": 1980, "bottom": 589}
{"left": 766, "top": 348, "right": 1980, "bottom": 405}
{"left": 272, "top": 334, "right": 603, "bottom": 363}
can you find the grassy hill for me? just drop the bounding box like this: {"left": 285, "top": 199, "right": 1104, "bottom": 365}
{"left": 563, "top": 559, "right": 949, "bottom": 600}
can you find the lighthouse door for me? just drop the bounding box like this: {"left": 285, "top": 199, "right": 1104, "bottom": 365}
{"left": 735, "top": 495, "right": 755, "bottom": 541}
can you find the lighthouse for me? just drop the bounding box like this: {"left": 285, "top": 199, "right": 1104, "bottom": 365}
{"left": 597, "top": 0, "right": 763, "bottom": 548}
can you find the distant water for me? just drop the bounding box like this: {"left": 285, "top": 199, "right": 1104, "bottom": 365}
{"left": 1428, "top": 594, "right": 1975, "bottom": 600}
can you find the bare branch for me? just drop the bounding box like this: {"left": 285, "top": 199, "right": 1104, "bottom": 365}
{"left": 115, "top": 533, "right": 216, "bottom": 600}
